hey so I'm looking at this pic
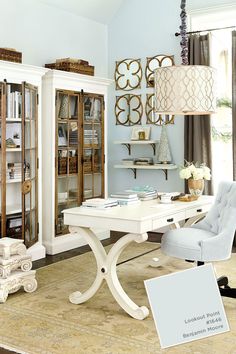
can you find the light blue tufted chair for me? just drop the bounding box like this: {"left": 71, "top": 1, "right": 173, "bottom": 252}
{"left": 161, "top": 181, "right": 236, "bottom": 298}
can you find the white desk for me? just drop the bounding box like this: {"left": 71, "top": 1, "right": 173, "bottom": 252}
{"left": 63, "top": 196, "right": 213, "bottom": 320}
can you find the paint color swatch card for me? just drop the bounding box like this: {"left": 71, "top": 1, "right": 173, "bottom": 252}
{"left": 144, "top": 264, "right": 229, "bottom": 349}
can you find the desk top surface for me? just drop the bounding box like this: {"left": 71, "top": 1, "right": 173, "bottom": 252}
{"left": 63, "top": 196, "right": 214, "bottom": 223}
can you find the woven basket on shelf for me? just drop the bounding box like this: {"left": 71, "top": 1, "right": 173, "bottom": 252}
{"left": 45, "top": 60, "right": 94, "bottom": 76}
{"left": 0, "top": 48, "right": 22, "bottom": 63}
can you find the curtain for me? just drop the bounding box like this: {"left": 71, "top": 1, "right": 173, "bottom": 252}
{"left": 184, "top": 34, "right": 213, "bottom": 195}
{"left": 232, "top": 31, "right": 236, "bottom": 181}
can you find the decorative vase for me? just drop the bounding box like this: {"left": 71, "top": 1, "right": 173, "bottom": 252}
{"left": 188, "top": 179, "right": 204, "bottom": 198}
{"left": 157, "top": 125, "right": 172, "bottom": 163}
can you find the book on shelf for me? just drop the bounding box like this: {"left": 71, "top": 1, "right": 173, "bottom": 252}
{"left": 7, "top": 86, "right": 22, "bottom": 119}
{"left": 82, "top": 198, "right": 118, "bottom": 209}
{"left": 134, "top": 157, "right": 153, "bottom": 165}
{"left": 122, "top": 158, "right": 134, "bottom": 166}
{"left": 114, "top": 199, "right": 140, "bottom": 206}
{"left": 126, "top": 186, "right": 158, "bottom": 201}
{"left": 110, "top": 191, "right": 138, "bottom": 199}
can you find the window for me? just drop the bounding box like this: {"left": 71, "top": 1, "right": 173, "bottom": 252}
{"left": 189, "top": 5, "right": 236, "bottom": 191}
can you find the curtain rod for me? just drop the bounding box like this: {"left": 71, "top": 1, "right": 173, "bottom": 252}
{"left": 175, "top": 25, "right": 236, "bottom": 37}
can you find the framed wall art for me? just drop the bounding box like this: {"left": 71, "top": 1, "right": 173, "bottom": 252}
{"left": 145, "top": 54, "right": 175, "bottom": 87}
{"left": 115, "top": 58, "right": 142, "bottom": 91}
{"left": 145, "top": 93, "right": 175, "bottom": 125}
{"left": 115, "top": 94, "right": 143, "bottom": 126}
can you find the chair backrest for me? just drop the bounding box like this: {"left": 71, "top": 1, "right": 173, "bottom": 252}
{"left": 203, "top": 181, "right": 236, "bottom": 237}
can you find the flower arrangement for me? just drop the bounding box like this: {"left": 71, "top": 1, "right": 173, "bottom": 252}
{"left": 179, "top": 161, "right": 211, "bottom": 181}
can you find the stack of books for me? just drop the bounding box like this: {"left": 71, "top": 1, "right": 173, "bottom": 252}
{"left": 82, "top": 198, "right": 118, "bottom": 210}
{"left": 134, "top": 157, "right": 153, "bottom": 165}
{"left": 110, "top": 191, "right": 140, "bottom": 206}
{"left": 84, "top": 130, "right": 98, "bottom": 146}
{"left": 126, "top": 186, "right": 158, "bottom": 201}
{"left": 7, "top": 86, "right": 22, "bottom": 119}
{"left": 122, "top": 158, "right": 134, "bottom": 166}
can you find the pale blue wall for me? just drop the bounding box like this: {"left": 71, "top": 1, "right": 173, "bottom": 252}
{"left": 0, "top": 0, "right": 108, "bottom": 76}
{"left": 107, "top": 0, "right": 235, "bottom": 195}
{"left": 107, "top": 0, "right": 184, "bottom": 194}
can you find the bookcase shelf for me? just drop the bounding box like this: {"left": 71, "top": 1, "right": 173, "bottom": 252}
{"left": 42, "top": 70, "right": 112, "bottom": 255}
{"left": 114, "top": 140, "right": 159, "bottom": 155}
{"left": 0, "top": 61, "right": 47, "bottom": 261}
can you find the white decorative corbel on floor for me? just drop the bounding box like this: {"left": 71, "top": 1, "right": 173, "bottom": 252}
{"left": 0, "top": 238, "right": 37, "bottom": 302}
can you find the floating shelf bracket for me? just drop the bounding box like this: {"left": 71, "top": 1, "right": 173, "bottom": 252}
{"left": 150, "top": 143, "right": 156, "bottom": 155}
{"left": 121, "top": 143, "right": 131, "bottom": 155}
{"left": 162, "top": 169, "right": 168, "bottom": 180}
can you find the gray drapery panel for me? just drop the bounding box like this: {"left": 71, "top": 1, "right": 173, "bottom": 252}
{"left": 232, "top": 31, "right": 236, "bottom": 181}
{"left": 184, "top": 34, "right": 213, "bottom": 195}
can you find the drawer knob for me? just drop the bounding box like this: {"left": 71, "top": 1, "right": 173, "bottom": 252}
{"left": 167, "top": 218, "right": 174, "bottom": 222}
{"left": 197, "top": 209, "right": 202, "bottom": 212}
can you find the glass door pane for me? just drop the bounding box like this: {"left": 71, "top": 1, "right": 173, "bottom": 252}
{"left": 4, "top": 83, "right": 23, "bottom": 240}
{"left": 22, "top": 84, "right": 38, "bottom": 247}
{"left": 55, "top": 91, "right": 81, "bottom": 236}
{"left": 82, "top": 94, "right": 104, "bottom": 200}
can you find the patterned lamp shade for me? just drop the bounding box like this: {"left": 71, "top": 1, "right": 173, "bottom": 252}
{"left": 154, "top": 65, "right": 216, "bottom": 115}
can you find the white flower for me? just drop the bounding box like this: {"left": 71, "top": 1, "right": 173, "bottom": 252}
{"left": 202, "top": 166, "right": 211, "bottom": 180}
{"left": 179, "top": 161, "right": 211, "bottom": 180}
{"left": 188, "top": 164, "right": 196, "bottom": 173}
{"left": 179, "top": 168, "right": 192, "bottom": 179}
{"left": 192, "top": 168, "right": 204, "bottom": 180}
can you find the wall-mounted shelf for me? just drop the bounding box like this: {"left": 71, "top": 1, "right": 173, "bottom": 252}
{"left": 114, "top": 140, "right": 159, "bottom": 155}
{"left": 114, "top": 164, "right": 177, "bottom": 180}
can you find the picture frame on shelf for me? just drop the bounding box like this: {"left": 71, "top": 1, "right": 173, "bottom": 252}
{"left": 131, "top": 126, "right": 151, "bottom": 141}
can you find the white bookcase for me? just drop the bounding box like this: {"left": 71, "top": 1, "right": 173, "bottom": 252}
{"left": 42, "top": 70, "right": 112, "bottom": 255}
{"left": 0, "top": 60, "right": 47, "bottom": 261}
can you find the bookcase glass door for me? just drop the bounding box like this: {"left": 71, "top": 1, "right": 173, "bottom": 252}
{"left": 22, "top": 83, "right": 38, "bottom": 248}
{"left": 55, "top": 90, "right": 81, "bottom": 236}
{"left": 82, "top": 94, "right": 104, "bottom": 201}
{"left": 0, "top": 81, "right": 38, "bottom": 247}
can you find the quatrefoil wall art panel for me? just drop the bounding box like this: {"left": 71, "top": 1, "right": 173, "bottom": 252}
{"left": 115, "top": 94, "right": 143, "bottom": 126}
{"left": 145, "top": 54, "right": 175, "bottom": 87}
{"left": 115, "top": 59, "right": 142, "bottom": 91}
{"left": 145, "top": 94, "right": 175, "bottom": 126}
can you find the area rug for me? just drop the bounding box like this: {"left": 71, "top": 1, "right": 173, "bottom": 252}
{"left": 0, "top": 242, "right": 235, "bottom": 354}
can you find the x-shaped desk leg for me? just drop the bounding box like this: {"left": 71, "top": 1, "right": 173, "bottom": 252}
{"left": 69, "top": 226, "right": 149, "bottom": 320}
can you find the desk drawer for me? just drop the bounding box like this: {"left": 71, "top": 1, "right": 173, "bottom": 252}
{"left": 153, "top": 211, "right": 186, "bottom": 229}
{"left": 185, "top": 204, "right": 210, "bottom": 219}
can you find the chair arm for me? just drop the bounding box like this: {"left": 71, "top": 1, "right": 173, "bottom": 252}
{"left": 200, "top": 207, "right": 236, "bottom": 261}
{"left": 200, "top": 233, "right": 230, "bottom": 261}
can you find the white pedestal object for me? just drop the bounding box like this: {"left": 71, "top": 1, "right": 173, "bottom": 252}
{"left": 0, "top": 270, "right": 37, "bottom": 303}
{"left": 0, "top": 238, "right": 37, "bottom": 302}
{"left": 0, "top": 238, "right": 26, "bottom": 260}
{"left": 0, "top": 254, "right": 32, "bottom": 278}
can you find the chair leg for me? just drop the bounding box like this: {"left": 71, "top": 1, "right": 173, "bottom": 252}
{"left": 197, "top": 261, "right": 205, "bottom": 266}
{"left": 217, "top": 276, "right": 229, "bottom": 288}
{"left": 217, "top": 276, "right": 236, "bottom": 299}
